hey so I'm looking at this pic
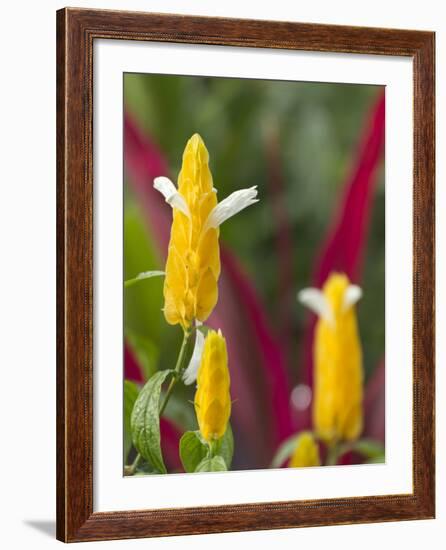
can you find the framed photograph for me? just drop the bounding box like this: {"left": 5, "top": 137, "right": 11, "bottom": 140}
{"left": 56, "top": 7, "right": 435, "bottom": 542}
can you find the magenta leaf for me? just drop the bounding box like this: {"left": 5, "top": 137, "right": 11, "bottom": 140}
{"left": 313, "top": 92, "right": 385, "bottom": 284}
{"left": 301, "top": 92, "right": 385, "bottom": 389}
{"left": 364, "top": 360, "right": 385, "bottom": 442}
{"left": 124, "top": 114, "right": 171, "bottom": 252}
{"left": 264, "top": 127, "right": 295, "bottom": 363}
{"left": 160, "top": 418, "right": 182, "bottom": 472}
{"left": 124, "top": 343, "right": 144, "bottom": 383}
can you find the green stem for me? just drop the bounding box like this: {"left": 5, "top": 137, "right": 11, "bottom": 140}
{"left": 326, "top": 441, "right": 341, "bottom": 466}
{"left": 209, "top": 439, "right": 218, "bottom": 459}
{"left": 159, "top": 329, "right": 191, "bottom": 416}
{"left": 125, "top": 453, "right": 141, "bottom": 475}
{"left": 327, "top": 440, "right": 353, "bottom": 466}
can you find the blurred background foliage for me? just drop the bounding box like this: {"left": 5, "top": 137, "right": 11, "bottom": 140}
{"left": 123, "top": 73, "right": 385, "bottom": 470}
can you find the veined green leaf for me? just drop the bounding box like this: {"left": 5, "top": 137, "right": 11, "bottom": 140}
{"left": 131, "top": 369, "right": 173, "bottom": 474}
{"left": 270, "top": 434, "right": 300, "bottom": 468}
{"left": 124, "top": 380, "right": 139, "bottom": 462}
{"left": 124, "top": 270, "right": 165, "bottom": 288}
{"left": 134, "top": 460, "right": 164, "bottom": 475}
{"left": 195, "top": 455, "right": 227, "bottom": 472}
{"left": 179, "top": 431, "right": 208, "bottom": 473}
{"left": 215, "top": 424, "right": 234, "bottom": 469}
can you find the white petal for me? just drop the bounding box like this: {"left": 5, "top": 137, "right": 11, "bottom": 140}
{"left": 297, "top": 288, "right": 333, "bottom": 324}
{"left": 182, "top": 327, "right": 205, "bottom": 385}
{"left": 153, "top": 175, "right": 176, "bottom": 198}
{"left": 203, "top": 186, "right": 258, "bottom": 231}
{"left": 343, "top": 284, "right": 362, "bottom": 311}
{"left": 153, "top": 176, "right": 190, "bottom": 218}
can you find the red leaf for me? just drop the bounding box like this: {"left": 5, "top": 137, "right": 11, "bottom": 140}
{"left": 160, "top": 418, "right": 182, "bottom": 472}
{"left": 364, "top": 360, "right": 385, "bottom": 442}
{"left": 264, "top": 124, "right": 295, "bottom": 365}
{"left": 124, "top": 343, "right": 144, "bottom": 383}
{"left": 314, "top": 92, "right": 385, "bottom": 284}
{"left": 124, "top": 115, "right": 170, "bottom": 252}
{"left": 217, "top": 249, "right": 294, "bottom": 457}
{"left": 301, "top": 91, "right": 385, "bottom": 390}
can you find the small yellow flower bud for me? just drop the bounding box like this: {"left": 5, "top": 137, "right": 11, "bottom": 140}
{"left": 194, "top": 330, "right": 231, "bottom": 442}
{"left": 289, "top": 432, "right": 321, "bottom": 468}
{"left": 313, "top": 273, "right": 364, "bottom": 444}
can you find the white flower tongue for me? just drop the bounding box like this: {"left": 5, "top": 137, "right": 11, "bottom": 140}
{"left": 297, "top": 283, "right": 363, "bottom": 323}
{"left": 343, "top": 285, "right": 362, "bottom": 311}
{"left": 203, "top": 186, "right": 259, "bottom": 231}
{"left": 153, "top": 176, "right": 191, "bottom": 218}
{"left": 182, "top": 324, "right": 205, "bottom": 385}
{"left": 297, "top": 288, "right": 333, "bottom": 324}
{"left": 154, "top": 177, "right": 259, "bottom": 229}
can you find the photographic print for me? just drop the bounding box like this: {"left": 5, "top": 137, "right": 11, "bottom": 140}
{"left": 57, "top": 9, "right": 435, "bottom": 541}
{"left": 123, "top": 74, "right": 385, "bottom": 476}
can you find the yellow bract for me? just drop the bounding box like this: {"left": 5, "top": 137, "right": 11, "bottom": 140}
{"left": 194, "top": 330, "right": 231, "bottom": 442}
{"left": 164, "top": 134, "right": 220, "bottom": 329}
{"left": 289, "top": 432, "right": 321, "bottom": 468}
{"left": 313, "top": 273, "right": 364, "bottom": 444}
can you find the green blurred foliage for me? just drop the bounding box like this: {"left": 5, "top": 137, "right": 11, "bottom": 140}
{"left": 124, "top": 195, "right": 184, "bottom": 374}
{"left": 124, "top": 73, "right": 384, "bottom": 388}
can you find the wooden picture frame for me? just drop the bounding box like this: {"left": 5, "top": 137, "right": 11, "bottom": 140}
{"left": 56, "top": 7, "right": 435, "bottom": 542}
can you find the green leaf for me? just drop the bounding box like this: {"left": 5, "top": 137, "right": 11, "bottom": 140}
{"left": 365, "top": 455, "right": 385, "bottom": 464}
{"left": 195, "top": 455, "right": 227, "bottom": 472}
{"left": 350, "top": 439, "right": 385, "bottom": 460}
{"left": 196, "top": 324, "right": 212, "bottom": 337}
{"left": 134, "top": 460, "right": 164, "bottom": 475}
{"left": 270, "top": 434, "right": 300, "bottom": 468}
{"left": 124, "top": 380, "right": 139, "bottom": 462}
{"left": 179, "top": 431, "right": 209, "bottom": 473}
{"left": 124, "top": 270, "right": 165, "bottom": 288}
{"left": 179, "top": 426, "right": 233, "bottom": 473}
{"left": 131, "top": 369, "right": 173, "bottom": 474}
{"left": 125, "top": 329, "right": 159, "bottom": 380}
{"left": 215, "top": 424, "right": 234, "bottom": 469}
{"left": 124, "top": 202, "right": 163, "bottom": 344}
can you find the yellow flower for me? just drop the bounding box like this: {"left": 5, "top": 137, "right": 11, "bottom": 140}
{"left": 289, "top": 432, "right": 321, "bottom": 468}
{"left": 154, "top": 134, "right": 258, "bottom": 330}
{"left": 298, "top": 273, "right": 364, "bottom": 444}
{"left": 194, "top": 329, "right": 231, "bottom": 442}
